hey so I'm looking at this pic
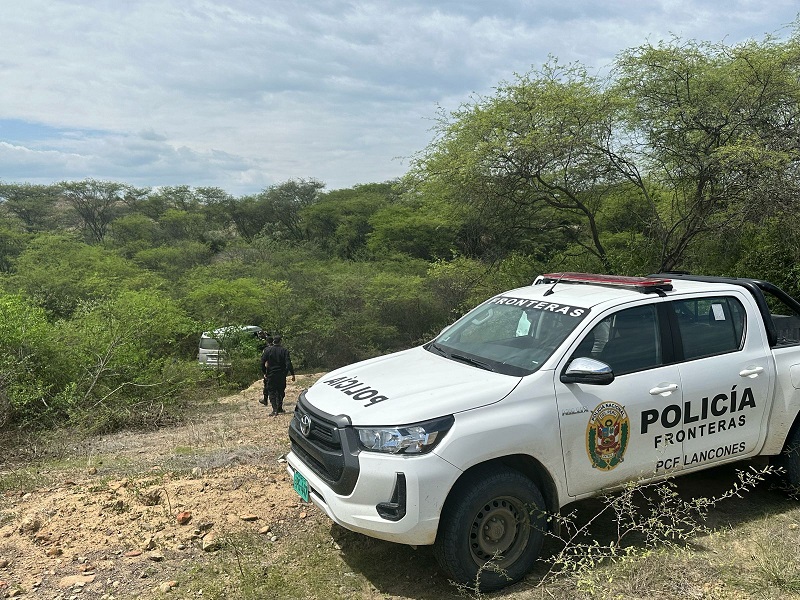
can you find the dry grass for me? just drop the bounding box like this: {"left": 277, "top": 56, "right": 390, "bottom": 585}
{"left": 2, "top": 378, "right": 800, "bottom": 599}
{"left": 173, "top": 462, "right": 800, "bottom": 600}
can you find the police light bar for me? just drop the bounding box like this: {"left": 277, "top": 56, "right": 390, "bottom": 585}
{"left": 539, "top": 272, "right": 673, "bottom": 293}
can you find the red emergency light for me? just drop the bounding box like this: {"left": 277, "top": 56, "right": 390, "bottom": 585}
{"left": 539, "top": 272, "right": 673, "bottom": 293}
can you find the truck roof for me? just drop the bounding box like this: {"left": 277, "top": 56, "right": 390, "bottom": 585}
{"left": 505, "top": 272, "right": 800, "bottom": 348}
{"left": 201, "top": 324, "right": 262, "bottom": 338}
{"left": 504, "top": 272, "right": 749, "bottom": 311}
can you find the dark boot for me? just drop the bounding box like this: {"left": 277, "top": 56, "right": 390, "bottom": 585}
{"left": 269, "top": 395, "right": 278, "bottom": 416}
{"left": 260, "top": 377, "right": 269, "bottom": 406}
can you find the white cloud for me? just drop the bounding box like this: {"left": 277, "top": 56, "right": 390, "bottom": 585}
{"left": 0, "top": 132, "right": 268, "bottom": 194}
{"left": 0, "top": 0, "right": 797, "bottom": 194}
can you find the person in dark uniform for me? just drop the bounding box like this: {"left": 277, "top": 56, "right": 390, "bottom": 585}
{"left": 260, "top": 334, "right": 295, "bottom": 416}
{"left": 256, "top": 330, "right": 273, "bottom": 354}
{"left": 258, "top": 332, "right": 274, "bottom": 407}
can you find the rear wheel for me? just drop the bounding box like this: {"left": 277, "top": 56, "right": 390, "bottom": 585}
{"left": 433, "top": 466, "right": 546, "bottom": 592}
{"left": 776, "top": 426, "right": 800, "bottom": 487}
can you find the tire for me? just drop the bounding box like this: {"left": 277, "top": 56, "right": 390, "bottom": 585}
{"left": 776, "top": 426, "right": 800, "bottom": 487}
{"left": 433, "top": 466, "right": 547, "bottom": 592}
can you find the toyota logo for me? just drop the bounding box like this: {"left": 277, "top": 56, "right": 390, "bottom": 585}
{"left": 300, "top": 414, "right": 312, "bottom": 437}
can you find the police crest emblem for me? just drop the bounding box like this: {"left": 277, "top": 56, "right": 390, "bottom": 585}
{"left": 586, "top": 401, "right": 629, "bottom": 471}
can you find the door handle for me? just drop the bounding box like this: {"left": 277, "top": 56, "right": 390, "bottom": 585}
{"left": 649, "top": 383, "right": 679, "bottom": 396}
{"left": 739, "top": 366, "right": 764, "bottom": 378}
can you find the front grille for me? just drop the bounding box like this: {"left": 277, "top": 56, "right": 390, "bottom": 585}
{"left": 289, "top": 392, "right": 360, "bottom": 495}
{"left": 303, "top": 413, "right": 339, "bottom": 448}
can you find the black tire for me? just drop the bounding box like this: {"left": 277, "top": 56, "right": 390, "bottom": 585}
{"left": 433, "top": 466, "right": 547, "bottom": 592}
{"left": 776, "top": 426, "right": 800, "bottom": 487}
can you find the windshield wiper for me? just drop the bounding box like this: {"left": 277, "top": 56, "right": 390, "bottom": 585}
{"left": 427, "top": 343, "right": 494, "bottom": 372}
{"left": 427, "top": 342, "right": 449, "bottom": 357}
{"left": 450, "top": 353, "right": 494, "bottom": 371}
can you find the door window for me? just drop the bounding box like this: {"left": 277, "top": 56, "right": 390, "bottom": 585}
{"left": 670, "top": 297, "right": 745, "bottom": 360}
{"left": 573, "top": 305, "right": 662, "bottom": 375}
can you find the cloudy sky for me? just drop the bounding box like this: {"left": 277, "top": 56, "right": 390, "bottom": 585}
{"left": 0, "top": 1, "right": 797, "bottom": 196}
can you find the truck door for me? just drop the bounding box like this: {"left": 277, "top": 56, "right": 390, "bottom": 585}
{"left": 669, "top": 294, "right": 772, "bottom": 469}
{"left": 555, "top": 303, "right": 684, "bottom": 497}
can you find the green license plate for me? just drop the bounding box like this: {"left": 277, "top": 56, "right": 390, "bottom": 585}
{"left": 293, "top": 470, "right": 309, "bottom": 502}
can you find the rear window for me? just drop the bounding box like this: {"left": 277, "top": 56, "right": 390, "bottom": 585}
{"left": 199, "top": 337, "right": 220, "bottom": 350}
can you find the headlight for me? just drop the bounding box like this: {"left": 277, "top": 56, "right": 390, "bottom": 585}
{"left": 355, "top": 415, "right": 455, "bottom": 455}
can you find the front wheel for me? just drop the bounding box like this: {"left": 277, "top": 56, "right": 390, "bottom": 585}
{"left": 433, "top": 466, "right": 547, "bottom": 592}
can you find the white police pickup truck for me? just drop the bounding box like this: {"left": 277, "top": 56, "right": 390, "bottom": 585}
{"left": 287, "top": 273, "right": 800, "bottom": 590}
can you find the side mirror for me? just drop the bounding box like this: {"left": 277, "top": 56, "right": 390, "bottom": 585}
{"left": 560, "top": 357, "right": 615, "bottom": 385}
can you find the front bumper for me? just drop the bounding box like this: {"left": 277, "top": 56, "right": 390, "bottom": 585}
{"left": 286, "top": 447, "right": 461, "bottom": 545}
{"left": 287, "top": 392, "right": 462, "bottom": 545}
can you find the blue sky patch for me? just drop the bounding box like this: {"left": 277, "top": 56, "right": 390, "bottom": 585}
{"left": 0, "top": 119, "right": 108, "bottom": 145}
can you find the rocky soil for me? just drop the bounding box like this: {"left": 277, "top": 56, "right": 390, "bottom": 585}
{"left": 0, "top": 375, "right": 319, "bottom": 600}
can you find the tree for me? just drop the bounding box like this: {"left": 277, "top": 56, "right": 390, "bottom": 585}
{"left": 0, "top": 223, "right": 30, "bottom": 272}
{"left": 222, "top": 179, "right": 325, "bottom": 243}
{"left": 362, "top": 271, "right": 448, "bottom": 346}
{"left": 614, "top": 34, "right": 800, "bottom": 270}
{"left": 260, "top": 179, "right": 325, "bottom": 241}
{"left": 410, "top": 61, "right": 627, "bottom": 271}
{"left": 0, "top": 183, "right": 61, "bottom": 232}
{"left": 411, "top": 29, "right": 800, "bottom": 273}
{"left": 124, "top": 185, "right": 231, "bottom": 221}
{"left": 301, "top": 182, "right": 396, "bottom": 259}
{"left": 132, "top": 241, "right": 213, "bottom": 279}
{"left": 181, "top": 276, "right": 294, "bottom": 332}
{"left": 195, "top": 186, "right": 234, "bottom": 207}
{"left": 366, "top": 201, "right": 458, "bottom": 261}
{"left": 109, "top": 213, "right": 160, "bottom": 250}
{"left": 60, "top": 179, "right": 131, "bottom": 243}
{"left": 10, "top": 235, "right": 152, "bottom": 318}
{"left": 425, "top": 256, "right": 503, "bottom": 317}
{"left": 224, "top": 194, "right": 274, "bottom": 242}
{"left": 160, "top": 209, "right": 208, "bottom": 242}
{"left": 0, "top": 293, "right": 54, "bottom": 427}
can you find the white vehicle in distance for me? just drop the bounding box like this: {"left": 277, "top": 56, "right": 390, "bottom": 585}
{"left": 287, "top": 272, "right": 800, "bottom": 591}
{"left": 197, "top": 325, "right": 262, "bottom": 370}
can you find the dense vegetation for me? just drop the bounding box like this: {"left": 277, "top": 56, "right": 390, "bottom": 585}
{"left": 1, "top": 30, "right": 799, "bottom": 433}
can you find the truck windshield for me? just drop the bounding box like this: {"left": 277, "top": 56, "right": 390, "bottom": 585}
{"left": 429, "top": 296, "right": 589, "bottom": 376}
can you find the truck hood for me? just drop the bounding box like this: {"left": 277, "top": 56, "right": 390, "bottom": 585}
{"left": 302, "top": 346, "right": 521, "bottom": 425}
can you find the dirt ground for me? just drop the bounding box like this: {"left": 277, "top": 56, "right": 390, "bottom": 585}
{"left": 0, "top": 375, "right": 318, "bottom": 600}
{"left": 2, "top": 373, "right": 799, "bottom": 600}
